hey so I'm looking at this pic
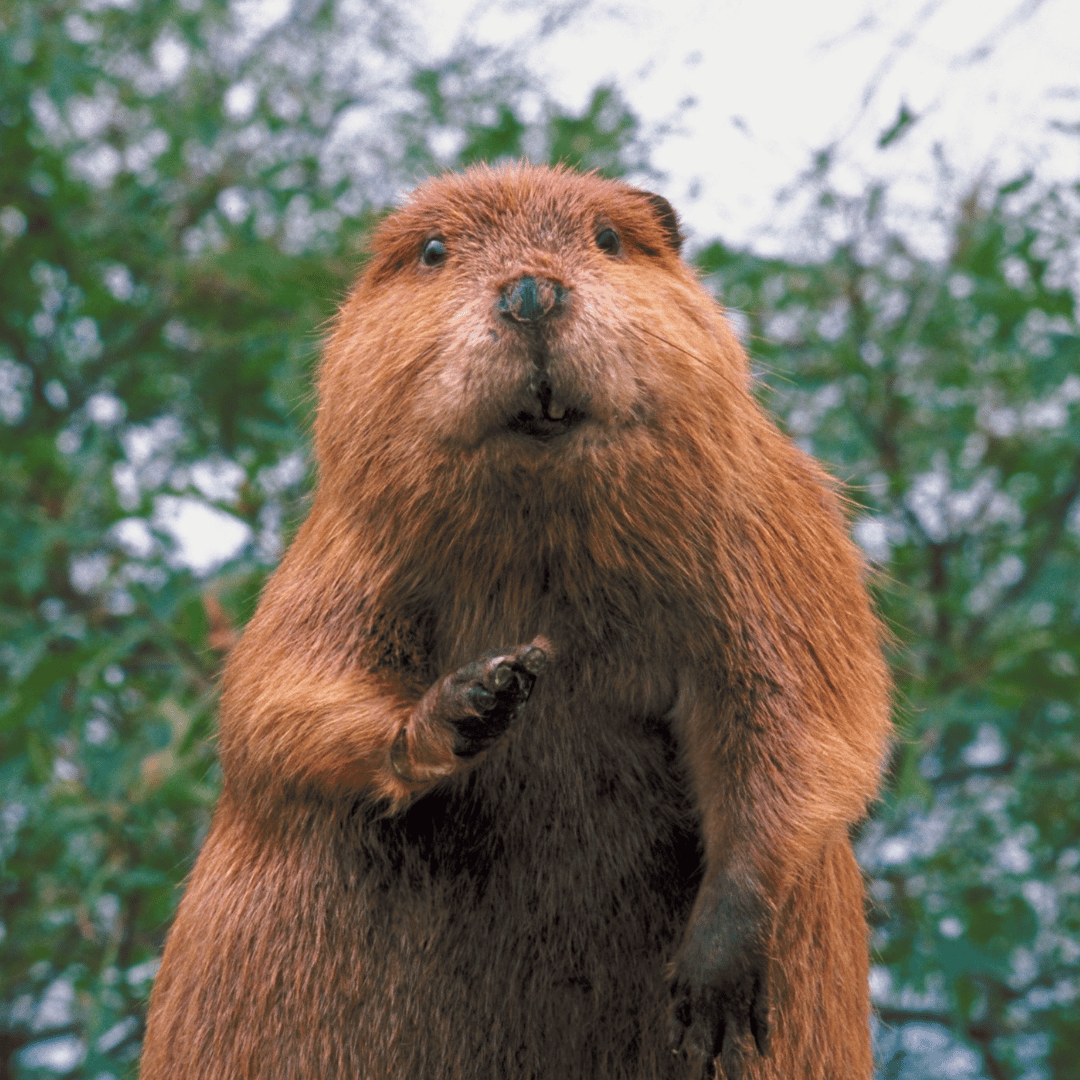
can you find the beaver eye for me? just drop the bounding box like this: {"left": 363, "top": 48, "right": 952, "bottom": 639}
{"left": 595, "top": 228, "right": 621, "bottom": 256}
{"left": 421, "top": 237, "right": 447, "bottom": 267}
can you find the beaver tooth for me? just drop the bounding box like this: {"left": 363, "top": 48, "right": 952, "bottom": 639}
{"left": 546, "top": 401, "right": 566, "bottom": 420}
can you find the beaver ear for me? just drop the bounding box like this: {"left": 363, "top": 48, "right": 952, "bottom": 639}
{"left": 632, "top": 189, "right": 683, "bottom": 255}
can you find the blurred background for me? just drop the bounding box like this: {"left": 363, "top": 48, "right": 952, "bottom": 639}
{"left": 2, "top": 0, "right": 1078, "bottom": 1077}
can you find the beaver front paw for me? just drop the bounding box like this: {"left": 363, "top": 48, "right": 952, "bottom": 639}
{"left": 436, "top": 639, "right": 549, "bottom": 757}
{"left": 669, "top": 887, "right": 772, "bottom": 1080}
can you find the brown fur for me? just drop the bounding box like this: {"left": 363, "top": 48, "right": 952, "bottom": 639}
{"left": 141, "top": 164, "right": 891, "bottom": 1080}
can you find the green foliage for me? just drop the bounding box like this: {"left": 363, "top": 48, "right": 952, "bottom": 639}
{"left": 547, "top": 86, "right": 642, "bottom": 175}
{"left": 700, "top": 166, "right": 1080, "bottom": 1078}
{"left": 878, "top": 102, "right": 917, "bottom": 149}
{"left": 3, "top": 2, "right": 1078, "bottom": 1079}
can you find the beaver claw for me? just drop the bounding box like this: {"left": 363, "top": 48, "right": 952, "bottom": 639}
{"left": 669, "top": 965, "right": 770, "bottom": 1079}
{"left": 442, "top": 640, "right": 549, "bottom": 757}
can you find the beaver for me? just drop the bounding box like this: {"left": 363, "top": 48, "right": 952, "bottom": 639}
{"left": 140, "top": 163, "right": 891, "bottom": 1080}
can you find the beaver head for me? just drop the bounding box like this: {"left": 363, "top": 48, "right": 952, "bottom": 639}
{"left": 315, "top": 165, "right": 751, "bottom": 498}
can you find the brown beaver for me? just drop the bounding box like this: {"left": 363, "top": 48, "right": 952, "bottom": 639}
{"left": 140, "top": 163, "right": 891, "bottom": 1080}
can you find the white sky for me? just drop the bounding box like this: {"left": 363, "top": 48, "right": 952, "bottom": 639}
{"left": 413, "top": 0, "right": 1080, "bottom": 254}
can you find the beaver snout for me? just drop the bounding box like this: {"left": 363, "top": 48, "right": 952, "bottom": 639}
{"left": 494, "top": 276, "right": 582, "bottom": 440}
{"left": 496, "top": 276, "right": 568, "bottom": 326}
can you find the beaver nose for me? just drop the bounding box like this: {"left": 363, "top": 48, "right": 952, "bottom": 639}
{"left": 496, "top": 276, "right": 567, "bottom": 325}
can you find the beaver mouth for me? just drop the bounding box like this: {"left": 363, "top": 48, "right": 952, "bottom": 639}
{"left": 505, "top": 376, "right": 585, "bottom": 441}
{"left": 506, "top": 408, "right": 585, "bottom": 441}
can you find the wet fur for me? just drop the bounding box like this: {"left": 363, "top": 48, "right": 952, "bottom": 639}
{"left": 141, "top": 164, "right": 891, "bottom": 1080}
